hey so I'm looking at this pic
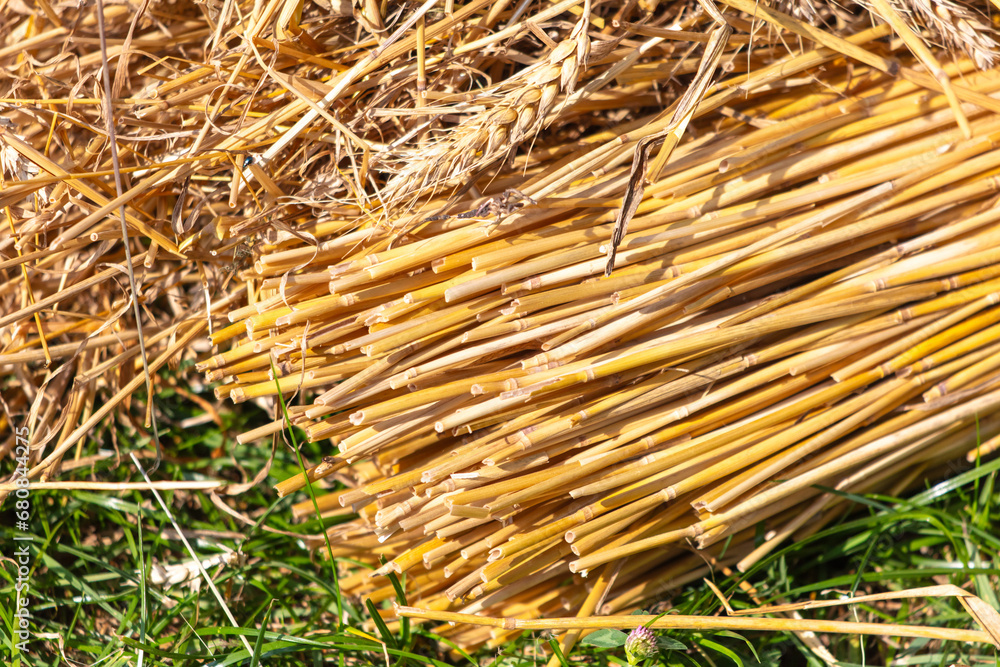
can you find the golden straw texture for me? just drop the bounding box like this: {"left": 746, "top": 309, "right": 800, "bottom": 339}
{"left": 3, "top": 0, "right": 1000, "bottom": 652}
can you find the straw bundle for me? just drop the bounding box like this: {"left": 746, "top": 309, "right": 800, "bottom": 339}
{"left": 3, "top": 0, "right": 1000, "bottom": 653}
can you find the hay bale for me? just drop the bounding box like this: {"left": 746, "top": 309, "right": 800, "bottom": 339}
{"left": 2, "top": 0, "right": 1000, "bottom": 652}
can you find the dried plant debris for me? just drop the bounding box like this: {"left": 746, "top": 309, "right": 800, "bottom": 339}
{"left": 377, "top": 2, "right": 593, "bottom": 206}
{"left": 872, "top": 0, "right": 999, "bottom": 68}
{"left": 3, "top": 0, "right": 1000, "bottom": 652}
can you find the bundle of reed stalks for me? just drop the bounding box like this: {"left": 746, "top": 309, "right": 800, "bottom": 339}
{"left": 3, "top": 0, "right": 1000, "bottom": 653}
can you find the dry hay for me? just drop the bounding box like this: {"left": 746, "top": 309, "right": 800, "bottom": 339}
{"left": 3, "top": 0, "right": 1000, "bottom": 653}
